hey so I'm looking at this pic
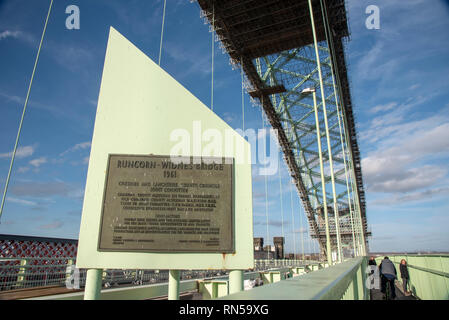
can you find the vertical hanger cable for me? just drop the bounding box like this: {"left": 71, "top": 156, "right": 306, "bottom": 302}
{"left": 158, "top": 0, "right": 167, "bottom": 65}
{"left": 0, "top": 0, "right": 54, "bottom": 222}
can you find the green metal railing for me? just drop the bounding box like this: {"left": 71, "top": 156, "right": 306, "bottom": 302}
{"left": 0, "top": 258, "right": 318, "bottom": 299}
{"left": 375, "top": 255, "right": 449, "bottom": 300}
{"left": 23, "top": 260, "right": 324, "bottom": 300}
{"left": 219, "top": 257, "right": 368, "bottom": 300}
{"left": 14, "top": 256, "right": 449, "bottom": 300}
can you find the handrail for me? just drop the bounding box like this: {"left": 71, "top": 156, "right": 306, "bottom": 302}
{"left": 375, "top": 255, "right": 449, "bottom": 300}
{"left": 406, "top": 264, "right": 449, "bottom": 279}
{"left": 217, "top": 257, "right": 367, "bottom": 300}
{"left": 24, "top": 267, "right": 297, "bottom": 300}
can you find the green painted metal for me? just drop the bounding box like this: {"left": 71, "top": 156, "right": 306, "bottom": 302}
{"left": 23, "top": 259, "right": 371, "bottom": 300}
{"left": 375, "top": 255, "right": 449, "bottom": 300}
{"left": 219, "top": 257, "right": 368, "bottom": 300}
{"left": 30, "top": 278, "right": 199, "bottom": 301}
{"left": 76, "top": 27, "right": 254, "bottom": 271}
{"left": 199, "top": 279, "right": 229, "bottom": 299}
{"left": 229, "top": 270, "right": 244, "bottom": 295}
{"left": 84, "top": 269, "right": 103, "bottom": 300}
{"left": 250, "top": 2, "right": 367, "bottom": 259}
{"left": 307, "top": 5, "right": 343, "bottom": 261}
{"left": 310, "top": 88, "right": 332, "bottom": 265}
{"left": 168, "top": 270, "right": 180, "bottom": 300}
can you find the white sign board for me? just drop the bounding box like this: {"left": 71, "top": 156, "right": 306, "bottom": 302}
{"left": 76, "top": 27, "right": 253, "bottom": 270}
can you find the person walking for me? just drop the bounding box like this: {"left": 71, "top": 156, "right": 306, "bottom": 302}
{"left": 379, "top": 256, "right": 397, "bottom": 299}
{"left": 400, "top": 259, "right": 410, "bottom": 295}
{"left": 368, "top": 256, "right": 378, "bottom": 289}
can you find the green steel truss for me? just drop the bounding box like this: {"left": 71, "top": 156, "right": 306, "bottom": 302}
{"left": 195, "top": 0, "right": 368, "bottom": 260}
{"left": 252, "top": 43, "right": 360, "bottom": 253}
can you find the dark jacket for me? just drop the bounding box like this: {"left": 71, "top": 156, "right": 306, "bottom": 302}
{"left": 368, "top": 259, "right": 377, "bottom": 266}
{"left": 400, "top": 264, "right": 409, "bottom": 279}
{"left": 380, "top": 259, "right": 397, "bottom": 278}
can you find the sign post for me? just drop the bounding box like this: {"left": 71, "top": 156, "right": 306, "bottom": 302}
{"left": 168, "top": 270, "right": 180, "bottom": 300}
{"left": 76, "top": 27, "right": 253, "bottom": 300}
{"left": 84, "top": 269, "right": 102, "bottom": 300}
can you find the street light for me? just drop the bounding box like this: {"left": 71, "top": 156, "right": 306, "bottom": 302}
{"left": 301, "top": 87, "right": 316, "bottom": 94}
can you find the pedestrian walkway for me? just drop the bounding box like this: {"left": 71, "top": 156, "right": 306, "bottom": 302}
{"left": 370, "top": 280, "right": 416, "bottom": 300}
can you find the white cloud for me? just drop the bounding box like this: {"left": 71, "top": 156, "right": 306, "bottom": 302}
{"left": 39, "top": 221, "right": 63, "bottom": 230}
{"left": 293, "top": 227, "right": 308, "bottom": 234}
{"left": 60, "top": 141, "right": 91, "bottom": 156}
{"left": 164, "top": 40, "right": 212, "bottom": 79}
{"left": 365, "top": 165, "right": 447, "bottom": 193}
{"left": 371, "top": 187, "right": 449, "bottom": 206}
{"left": 0, "top": 30, "right": 21, "bottom": 40}
{"left": 72, "top": 142, "right": 91, "bottom": 151}
{"left": 10, "top": 181, "right": 82, "bottom": 199}
{"left": 369, "top": 102, "right": 398, "bottom": 114}
{"left": 6, "top": 197, "right": 37, "bottom": 206}
{"left": 254, "top": 220, "right": 290, "bottom": 228}
{"left": 17, "top": 167, "right": 30, "bottom": 174}
{"left": 29, "top": 157, "right": 47, "bottom": 168}
{"left": 361, "top": 104, "right": 449, "bottom": 197}
{"left": 0, "top": 145, "right": 35, "bottom": 159}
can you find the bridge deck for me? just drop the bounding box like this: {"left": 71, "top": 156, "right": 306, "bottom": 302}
{"left": 370, "top": 282, "right": 417, "bottom": 301}
{"left": 0, "top": 285, "right": 82, "bottom": 300}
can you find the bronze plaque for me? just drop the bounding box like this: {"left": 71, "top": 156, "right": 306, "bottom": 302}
{"left": 98, "top": 154, "right": 234, "bottom": 253}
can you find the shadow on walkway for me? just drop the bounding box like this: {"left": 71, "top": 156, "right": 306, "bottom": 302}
{"left": 370, "top": 280, "right": 417, "bottom": 300}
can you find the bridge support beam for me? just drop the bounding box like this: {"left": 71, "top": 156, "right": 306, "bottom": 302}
{"left": 168, "top": 270, "right": 180, "bottom": 300}
{"left": 84, "top": 269, "right": 102, "bottom": 300}
{"left": 229, "top": 270, "right": 244, "bottom": 294}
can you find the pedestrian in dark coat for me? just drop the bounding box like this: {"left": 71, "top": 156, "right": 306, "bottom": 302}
{"left": 380, "top": 257, "right": 397, "bottom": 299}
{"left": 400, "top": 259, "right": 410, "bottom": 295}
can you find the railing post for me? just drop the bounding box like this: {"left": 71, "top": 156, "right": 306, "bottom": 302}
{"left": 212, "top": 282, "right": 219, "bottom": 299}
{"left": 84, "top": 269, "right": 102, "bottom": 300}
{"left": 229, "top": 270, "right": 244, "bottom": 294}
{"left": 168, "top": 270, "right": 180, "bottom": 300}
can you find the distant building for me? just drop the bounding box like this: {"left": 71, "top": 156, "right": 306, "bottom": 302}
{"left": 253, "top": 238, "right": 264, "bottom": 251}
{"left": 273, "top": 237, "right": 284, "bottom": 259}
{"left": 254, "top": 237, "right": 286, "bottom": 259}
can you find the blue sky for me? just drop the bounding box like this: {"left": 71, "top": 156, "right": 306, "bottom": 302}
{"left": 0, "top": 0, "right": 448, "bottom": 254}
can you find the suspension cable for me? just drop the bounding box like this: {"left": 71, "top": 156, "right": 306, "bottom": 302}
{"left": 0, "top": 0, "right": 54, "bottom": 222}
{"left": 289, "top": 176, "right": 297, "bottom": 259}
{"left": 262, "top": 112, "right": 270, "bottom": 254}
{"left": 210, "top": 2, "right": 215, "bottom": 111}
{"left": 298, "top": 184, "right": 305, "bottom": 260}
{"left": 158, "top": 0, "right": 167, "bottom": 66}
{"left": 241, "top": 57, "right": 245, "bottom": 132}
{"left": 278, "top": 153, "right": 285, "bottom": 239}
